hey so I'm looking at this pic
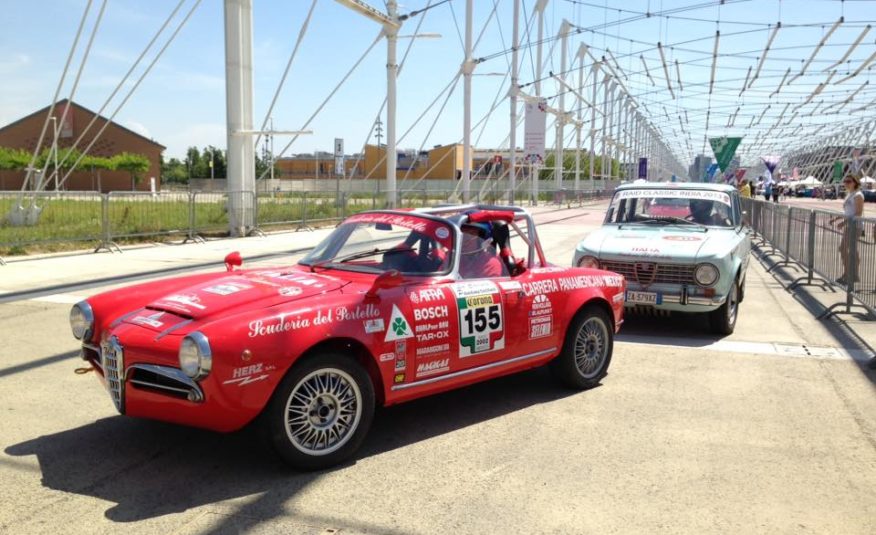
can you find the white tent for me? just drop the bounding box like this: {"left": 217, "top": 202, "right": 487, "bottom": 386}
{"left": 860, "top": 176, "right": 875, "bottom": 184}
{"left": 800, "top": 176, "right": 822, "bottom": 186}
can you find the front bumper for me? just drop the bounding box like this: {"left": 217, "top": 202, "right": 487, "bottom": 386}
{"left": 624, "top": 283, "right": 727, "bottom": 313}
{"left": 80, "top": 342, "right": 253, "bottom": 433}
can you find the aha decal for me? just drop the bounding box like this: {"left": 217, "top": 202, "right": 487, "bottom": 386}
{"left": 453, "top": 288, "right": 505, "bottom": 357}
{"left": 409, "top": 288, "right": 445, "bottom": 304}
{"left": 384, "top": 305, "right": 414, "bottom": 342}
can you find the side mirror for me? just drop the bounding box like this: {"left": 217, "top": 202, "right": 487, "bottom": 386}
{"left": 366, "top": 270, "right": 403, "bottom": 298}
{"left": 224, "top": 251, "right": 243, "bottom": 272}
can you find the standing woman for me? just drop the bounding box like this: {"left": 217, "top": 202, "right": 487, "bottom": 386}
{"left": 836, "top": 175, "right": 865, "bottom": 285}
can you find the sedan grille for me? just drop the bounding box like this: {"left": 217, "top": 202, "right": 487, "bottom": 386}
{"left": 100, "top": 336, "right": 125, "bottom": 413}
{"left": 601, "top": 260, "right": 695, "bottom": 286}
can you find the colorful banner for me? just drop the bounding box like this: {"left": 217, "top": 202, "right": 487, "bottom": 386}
{"left": 761, "top": 155, "right": 780, "bottom": 184}
{"left": 524, "top": 99, "right": 547, "bottom": 166}
{"left": 833, "top": 160, "right": 844, "bottom": 181}
{"left": 709, "top": 137, "right": 742, "bottom": 172}
{"left": 638, "top": 158, "right": 647, "bottom": 179}
{"left": 704, "top": 163, "right": 719, "bottom": 182}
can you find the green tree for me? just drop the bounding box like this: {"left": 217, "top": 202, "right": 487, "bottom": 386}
{"left": 0, "top": 146, "right": 31, "bottom": 170}
{"left": 185, "top": 146, "right": 203, "bottom": 178}
{"left": 112, "top": 152, "right": 151, "bottom": 191}
{"left": 201, "top": 146, "right": 226, "bottom": 178}
{"left": 162, "top": 157, "right": 188, "bottom": 184}
{"left": 81, "top": 154, "right": 115, "bottom": 191}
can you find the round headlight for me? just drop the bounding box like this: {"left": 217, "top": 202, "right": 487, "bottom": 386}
{"left": 694, "top": 263, "right": 719, "bottom": 287}
{"left": 70, "top": 301, "right": 94, "bottom": 340}
{"left": 578, "top": 255, "right": 600, "bottom": 269}
{"left": 179, "top": 332, "right": 212, "bottom": 380}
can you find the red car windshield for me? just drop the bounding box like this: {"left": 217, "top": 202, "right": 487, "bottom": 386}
{"left": 300, "top": 212, "right": 455, "bottom": 275}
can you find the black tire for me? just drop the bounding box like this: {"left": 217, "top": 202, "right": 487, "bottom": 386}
{"left": 709, "top": 277, "right": 739, "bottom": 335}
{"left": 262, "top": 353, "right": 375, "bottom": 470}
{"left": 550, "top": 305, "right": 613, "bottom": 389}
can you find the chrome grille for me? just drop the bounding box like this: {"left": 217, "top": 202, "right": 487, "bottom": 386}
{"left": 100, "top": 336, "right": 125, "bottom": 413}
{"left": 601, "top": 260, "right": 695, "bottom": 286}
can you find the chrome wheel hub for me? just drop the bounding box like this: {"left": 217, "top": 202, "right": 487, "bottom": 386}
{"left": 574, "top": 317, "right": 609, "bottom": 379}
{"left": 285, "top": 368, "right": 362, "bottom": 456}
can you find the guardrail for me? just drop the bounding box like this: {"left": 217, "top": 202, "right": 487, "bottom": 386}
{"left": 0, "top": 187, "right": 614, "bottom": 263}
{"left": 741, "top": 197, "right": 875, "bottom": 319}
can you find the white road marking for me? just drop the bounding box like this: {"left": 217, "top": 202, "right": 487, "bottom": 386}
{"left": 29, "top": 293, "right": 85, "bottom": 304}
{"left": 618, "top": 334, "right": 872, "bottom": 362}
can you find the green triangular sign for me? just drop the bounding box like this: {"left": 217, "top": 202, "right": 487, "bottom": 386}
{"left": 709, "top": 137, "right": 742, "bottom": 173}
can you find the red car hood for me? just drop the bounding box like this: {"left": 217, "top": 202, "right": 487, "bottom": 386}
{"left": 125, "top": 268, "right": 349, "bottom": 328}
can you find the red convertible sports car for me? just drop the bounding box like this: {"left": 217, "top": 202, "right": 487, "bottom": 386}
{"left": 70, "top": 205, "right": 625, "bottom": 469}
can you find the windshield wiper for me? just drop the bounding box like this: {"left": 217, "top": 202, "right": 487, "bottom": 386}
{"left": 638, "top": 216, "right": 708, "bottom": 229}
{"left": 308, "top": 246, "right": 415, "bottom": 272}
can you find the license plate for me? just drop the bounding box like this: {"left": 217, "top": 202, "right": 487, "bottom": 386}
{"left": 626, "top": 291, "right": 662, "bottom": 305}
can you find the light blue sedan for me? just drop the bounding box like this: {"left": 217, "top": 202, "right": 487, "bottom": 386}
{"left": 572, "top": 183, "right": 751, "bottom": 334}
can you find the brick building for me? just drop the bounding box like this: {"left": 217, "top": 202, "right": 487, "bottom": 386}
{"left": 0, "top": 99, "right": 164, "bottom": 192}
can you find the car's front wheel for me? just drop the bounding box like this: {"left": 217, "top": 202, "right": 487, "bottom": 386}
{"left": 263, "top": 353, "right": 375, "bottom": 470}
{"left": 709, "top": 277, "right": 739, "bottom": 335}
{"left": 550, "top": 305, "right": 613, "bottom": 389}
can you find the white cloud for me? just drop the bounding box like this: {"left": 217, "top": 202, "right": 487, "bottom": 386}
{"left": 123, "top": 120, "right": 151, "bottom": 138}
{"left": 0, "top": 53, "right": 32, "bottom": 75}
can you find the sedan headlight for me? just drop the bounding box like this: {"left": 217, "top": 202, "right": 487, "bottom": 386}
{"left": 179, "top": 332, "right": 212, "bottom": 380}
{"left": 578, "top": 255, "right": 600, "bottom": 269}
{"left": 70, "top": 301, "right": 94, "bottom": 340}
{"left": 694, "top": 263, "right": 719, "bottom": 287}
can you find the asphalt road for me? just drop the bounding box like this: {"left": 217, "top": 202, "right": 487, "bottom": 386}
{"left": 0, "top": 204, "right": 874, "bottom": 534}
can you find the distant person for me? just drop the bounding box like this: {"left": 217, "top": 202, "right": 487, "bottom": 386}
{"left": 688, "top": 199, "right": 726, "bottom": 226}
{"left": 738, "top": 179, "right": 751, "bottom": 198}
{"left": 458, "top": 223, "right": 503, "bottom": 279}
{"left": 764, "top": 181, "right": 773, "bottom": 202}
{"left": 772, "top": 183, "right": 780, "bottom": 203}
{"left": 833, "top": 175, "right": 865, "bottom": 285}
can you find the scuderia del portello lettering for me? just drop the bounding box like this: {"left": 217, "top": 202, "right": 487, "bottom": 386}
{"left": 248, "top": 304, "right": 380, "bottom": 338}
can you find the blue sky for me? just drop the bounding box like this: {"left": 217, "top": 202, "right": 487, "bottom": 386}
{"left": 1, "top": 0, "right": 874, "bottom": 164}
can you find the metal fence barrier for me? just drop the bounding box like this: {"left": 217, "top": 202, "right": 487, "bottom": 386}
{"left": 0, "top": 187, "right": 614, "bottom": 263}
{"left": 741, "top": 197, "right": 875, "bottom": 319}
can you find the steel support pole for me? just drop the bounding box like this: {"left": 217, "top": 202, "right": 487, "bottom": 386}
{"left": 386, "top": 1, "right": 399, "bottom": 207}
{"left": 532, "top": 1, "right": 548, "bottom": 204}
{"left": 462, "top": 0, "right": 473, "bottom": 203}
{"left": 224, "top": 0, "right": 255, "bottom": 236}
{"left": 555, "top": 21, "right": 570, "bottom": 190}
{"left": 508, "top": 0, "right": 520, "bottom": 205}
{"left": 589, "top": 61, "right": 600, "bottom": 190}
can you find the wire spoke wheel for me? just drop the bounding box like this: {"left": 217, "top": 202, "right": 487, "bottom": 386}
{"left": 284, "top": 368, "right": 362, "bottom": 456}
{"left": 573, "top": 316, "right": 609, "bottom": 379}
